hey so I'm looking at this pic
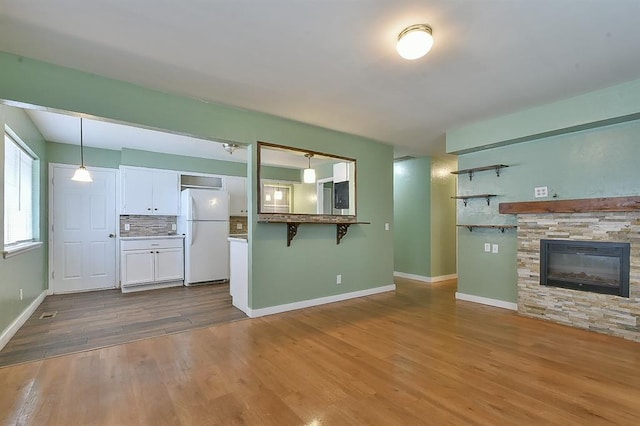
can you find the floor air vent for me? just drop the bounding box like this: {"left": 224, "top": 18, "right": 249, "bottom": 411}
{"left": 39, "top": 311, "right": 57, "bottom": 319}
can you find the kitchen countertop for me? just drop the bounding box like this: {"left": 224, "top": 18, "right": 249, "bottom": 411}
{"left": 120, "top": 235, "right": 185, "bottom": 240}
{"left": 228, "top": 236, "right": 248, "bottom": 243}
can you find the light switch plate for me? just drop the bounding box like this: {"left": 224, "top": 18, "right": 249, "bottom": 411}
{"left": 171, "top": 223, "right": 177, "bottom": 231}
{"left": 124, "top": 223, "right": 130, "bottom": 231}
{"left": 492, "top": 244, "right": 499, "bottom": 254}
{"left": 484, "top": 243, "right": 491, "bottom": 252}
{"left": 236, "top": 223, "right": 243, "bottom": 229}
{"left": 385, "top": 223, "right": 390, "bottom": 231}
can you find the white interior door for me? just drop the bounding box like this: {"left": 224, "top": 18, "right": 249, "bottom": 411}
{"left": 51, "top": 165, "right": 117, "bottom": 293}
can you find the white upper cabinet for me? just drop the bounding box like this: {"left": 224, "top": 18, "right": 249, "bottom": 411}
{"left": 121, "top": 166, "right": 180, "bottom": 215}
{"left": 333, "top": 162, "right": 350, "bottom": 183}
{"left": 226, "top": 176, "right": 248, "bottom": 216}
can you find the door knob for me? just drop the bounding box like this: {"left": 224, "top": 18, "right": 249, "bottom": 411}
{"left": 108, "top": 234, "right": 115, "bottom": 238}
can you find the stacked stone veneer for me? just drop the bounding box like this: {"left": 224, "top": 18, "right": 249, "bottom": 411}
{"left": 517, "top": 212, "right": 640, "bottom": 342}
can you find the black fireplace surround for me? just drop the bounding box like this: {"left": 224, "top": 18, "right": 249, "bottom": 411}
{"left": 540, "top": 239, "right": 630, "bottom": 297}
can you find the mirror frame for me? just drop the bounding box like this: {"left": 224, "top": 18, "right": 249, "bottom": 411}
{"left": 257, "top": 141, "right": 357, "bottom": 220}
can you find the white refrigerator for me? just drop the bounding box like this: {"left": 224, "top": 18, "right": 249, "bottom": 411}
{"left": 177, "top": 188, "right": 230, "bottom": 285}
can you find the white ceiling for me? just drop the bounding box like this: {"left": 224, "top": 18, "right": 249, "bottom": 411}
{"left": 26, "top": 109, "right": 248, "bottom": 163}
{"left": 3, "top": 1, "right": 640, "bottom": 157}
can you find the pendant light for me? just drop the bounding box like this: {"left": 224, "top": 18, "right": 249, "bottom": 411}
{"left": 71, "top": 117, "right": 92, "bottom": 182}
{"left": 274, "top": 186, "right": 284, "bottom": 201}
{"left": 303, "top": 153, "right": 316, "bottom": 184}
{"left": 222, "top": 143, "right": 239, "bottom": 154}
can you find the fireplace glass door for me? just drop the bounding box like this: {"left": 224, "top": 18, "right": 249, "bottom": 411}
{"left": 540, "top": 240, "right": 630, "bottom": 297}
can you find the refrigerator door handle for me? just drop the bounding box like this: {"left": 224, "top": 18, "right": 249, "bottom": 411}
{"left": 191, "top": 195, "right": 197, "bottom": 221}
{"left": 191, "top": 221, "right": 197, "bottom": 246}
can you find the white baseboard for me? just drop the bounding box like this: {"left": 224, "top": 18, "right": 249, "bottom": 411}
{"left": 394, "top": 271, "right": 458, "bottom": 283}
{"left": 247, "top": 284, "right": 396, "bottom": 318}
{"left": 455, "top": 292, "right": 518, "bottom": 311}
{"left": 0, "top": 290, "right": 47, "bottom": 351}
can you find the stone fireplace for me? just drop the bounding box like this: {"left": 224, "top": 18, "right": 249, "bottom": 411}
{"left": 540, "top": 239, "right": 630, "bottom": 297}
{"left": 500, "top": 197, "right": 640, "bottom": 342}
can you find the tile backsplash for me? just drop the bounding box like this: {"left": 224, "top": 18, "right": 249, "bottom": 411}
{"left": 120, "top": 215, "right": 177, "bottom": 237}
{"left": 230, "top": 215, "right": 248, "bottom": 235}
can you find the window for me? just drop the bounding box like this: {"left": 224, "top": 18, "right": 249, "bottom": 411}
{"left": 4, "top": 128, "right": 40, "bottom": 256}
{"left": 262, "top": 183, "right": 292, "bottom": 213}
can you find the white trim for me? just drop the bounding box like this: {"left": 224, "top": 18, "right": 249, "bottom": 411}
{"left": 247, "top": 284, "right": 396, "bottom": 318}
{"left": 0, "top": 290, "right": 47, "bottom": 351}
{"left": 3, "top": 241, "right": 43, "bottom": 259}
{"left": 394, "top": 271, "right": 458, "bottom": 283}
{"left": 455, "top": 292, "right": 518, "bottom": 311}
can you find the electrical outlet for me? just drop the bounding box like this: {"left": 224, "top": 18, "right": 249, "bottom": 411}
{"left": 171, "top": 223, "right": 177, "bottom": 231}
{"left": 336, "top": 274, "right": 342, "bottom": 285}
{"left": 484, "top": 243, "right": 491, "bottom": 252}
{"left": 534, "top": 186, "right": 548, "bottom": 198}
{"left": 19, "top": 289, "right": 23, "bottom": 300}
{"left": 236, "top": 223, "right": 243, "bottom": 230}
{"left": 385, "top": 223, "right": 390, "bottom": 231}
{"left": 124, "top": 223, "right": 131, "bottom": 231}
{"left": 492, "top": 244, "right": 499, "bottom": 254}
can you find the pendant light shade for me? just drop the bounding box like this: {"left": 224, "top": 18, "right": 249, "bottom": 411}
{"left": 71, "top": 166, "right": 92, "bottom": 182}
{"left": 71, "top": 117, "right": 93, "bottom": 182}
{"left": 303, "top": 153, "right": 316, "bottom": 184}
{"left": 397, "top": 24, "right": 433, "bottom": 60}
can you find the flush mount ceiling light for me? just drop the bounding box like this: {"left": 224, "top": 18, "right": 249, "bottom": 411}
{"left": 222, "top": 143, "right": 240, "bottom": 154}
{"left": 71, "top": 117, "right": 93, "bottom": 182}
{"left": 397, "top": 24, "right": 433, "bottom": 60}
{"left": 303, "top": 153, "right": 316, "bottom": 184}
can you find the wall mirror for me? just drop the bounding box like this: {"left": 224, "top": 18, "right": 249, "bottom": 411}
{"left": 257, "top": 141, "right": 356, "bottom": 217}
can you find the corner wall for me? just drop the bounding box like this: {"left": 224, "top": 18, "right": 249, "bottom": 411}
{"left": 393, "top": 156, "right": 457, "bottom": 281}
{"left": 448, "top": 77, "right": 640, "bottom": 306}
{"left": 0, "top": 105, "right": 48, "bottom": 336}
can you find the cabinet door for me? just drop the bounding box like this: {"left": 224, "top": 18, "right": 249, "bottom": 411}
{"left": 121, "top": 168, "right": 154, "bottom": 214}
{"left": 227, "top": 176, "right": 248, "bottom": 215}
{"left": 121, "top": 249, "right": 155, "bottom": 286}
{"left": 152, "top": 171, "right": 180, "bottom": 215}
{"left": 155, "top": 247, "right": 184, "bottom": 282}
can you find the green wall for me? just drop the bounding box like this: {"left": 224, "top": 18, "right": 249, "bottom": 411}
{"left": 0, "top": 52, "right": 394, "bottom": 319}
{"left": 449, "top": 79, "right": 640, "bottom": 303}
{"left": 393, "top": 157, "right": 432, "bottom": 277}
{"left": 393, "top": 156, "right": 457, "bottom": 279}
{"left": 121, "top": 148, "right": 247, "bottom": 176}
{"left": 0, "top": 104, "right": 48, "bottom": 335}
{"left": 430, "top": 157, "right": 457, "bottom": 277}
{"left": 447, "top": 79, "right": 640, "bottom": 154}
{"left": 48, "top": 141, "right": 121, "bottom": 169}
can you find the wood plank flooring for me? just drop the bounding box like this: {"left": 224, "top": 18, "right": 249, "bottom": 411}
{"left": 0, "top": 283, "right": 247, "bottom": 367}
{"left": 2, "top": 278, "right": 640, "bottom": 425}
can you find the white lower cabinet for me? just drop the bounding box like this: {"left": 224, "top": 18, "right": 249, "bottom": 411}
{"left": 120, "top": 237, "right": 184, "bottom": 292}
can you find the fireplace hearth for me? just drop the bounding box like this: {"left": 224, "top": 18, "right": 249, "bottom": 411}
{"left": 540, "top": 239, "right": 630, "bottom": 298}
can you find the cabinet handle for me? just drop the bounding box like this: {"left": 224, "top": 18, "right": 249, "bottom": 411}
{"left": 147, "top": 207, "right": 151, "bottom": 211}
{"left": 150, "top": 251, "right": 154, "bottom": 253}
{"left": 154, "top": 208, "right": 158, "bottom": 211}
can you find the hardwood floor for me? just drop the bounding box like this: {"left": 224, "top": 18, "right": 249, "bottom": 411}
{"left": 0, "top": 283, "right": 247, "bottom": 367}
{"left": 2, "top": 278, "right": 640, "bottom": 425}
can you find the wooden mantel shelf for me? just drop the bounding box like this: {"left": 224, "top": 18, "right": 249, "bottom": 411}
{"left": 499, "top": 196, "right": 640, "bottom": 214}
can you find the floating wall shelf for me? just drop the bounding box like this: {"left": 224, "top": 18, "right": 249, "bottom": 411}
{"left": 452, "top": 194, "right": 497, "bottom": 206}
{"left": 451, "top": 164, "right": 509, "bottom": 181}
{"left": 456, "top": 224, "right": 517, "bottom": 233}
